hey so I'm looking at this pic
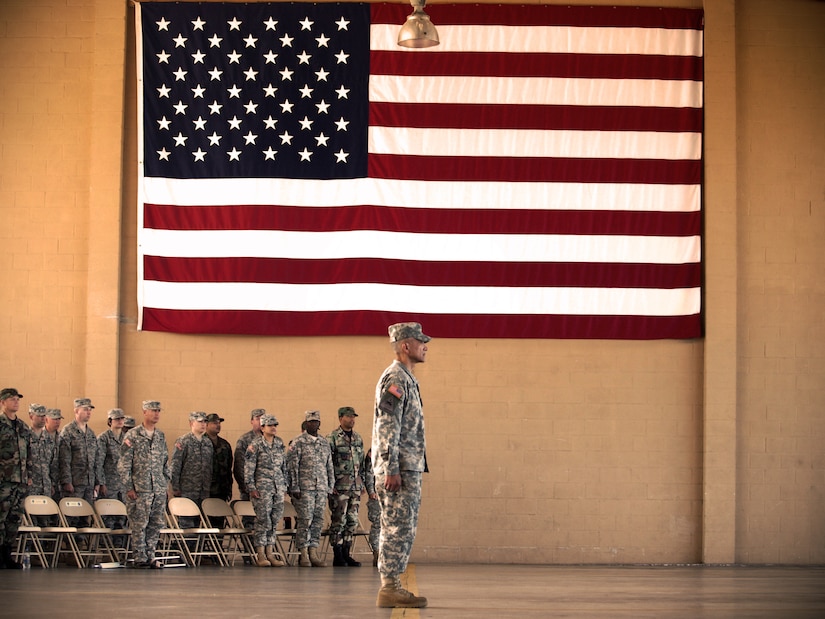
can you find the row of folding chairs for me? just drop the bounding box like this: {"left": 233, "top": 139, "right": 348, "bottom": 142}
{"left": 18, "top": 495, "right": 122, "bottom": 568}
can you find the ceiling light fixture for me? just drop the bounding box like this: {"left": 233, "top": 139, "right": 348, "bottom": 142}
{"left": 397, "top": 0, "right": 440, "bottom": 48}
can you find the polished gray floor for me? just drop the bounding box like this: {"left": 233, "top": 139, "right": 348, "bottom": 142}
{"left": 3, "top": 563, "right": 824, "bottom": 618}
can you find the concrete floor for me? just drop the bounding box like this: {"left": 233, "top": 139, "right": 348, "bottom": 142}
{"left": 2, "top": 563, "right": 824, "bottom": 618}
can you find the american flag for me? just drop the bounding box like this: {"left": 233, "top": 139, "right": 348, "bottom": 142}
{"left": 137, "top": 2, "right": 704, "bottom": 339}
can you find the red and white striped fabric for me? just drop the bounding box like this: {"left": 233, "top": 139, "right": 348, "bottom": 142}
{"left": 137, "top": 3, "right": 704, "bottom": 339}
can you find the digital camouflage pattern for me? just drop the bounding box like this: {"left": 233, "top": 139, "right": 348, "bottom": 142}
{"left": 244, "top": 434, "right": 288, "bottom": 546}
{"left": 171, "top": 432, "right": 212, "bottom": 502}
{"left": 287, "top": 432, "right": 334, "bottom": 549}
{"left": 58, "top": 420, "right": 99, "bottom": 492}
{"left": 372, "top": 358, "right": 427, "bottom": 579}
{"left": 28, "top": 429, "right": 59, "bottom": 497}
{"left": 96, "top": 428, "right": 125, "bottom": 497}
{"left": 118, "top": 425, "right": 171, "bottom": 563}
{"left": 0, "top": 414, "right": 31, "bottom": 546}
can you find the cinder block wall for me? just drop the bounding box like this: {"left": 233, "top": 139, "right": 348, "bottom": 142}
{"left": 1, "top": 0, "right": 823, "bottom": 564}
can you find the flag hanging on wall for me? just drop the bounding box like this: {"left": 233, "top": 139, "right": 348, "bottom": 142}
{"left": 136, "top": 2, "right": 704, "bottom": 339}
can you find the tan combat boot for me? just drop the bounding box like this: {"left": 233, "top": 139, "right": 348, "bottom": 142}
{"left": 299, "top": 547, "right": 312, "bottom": 567}
{"left": 308, "top": 546, "right": 326, "bottom": 567}
{"left": 254, "top": 546, "right": 271, "bottom": 567}
{"left": 376, "top": 575, "right": 428, "bottom": 608}
{"left": 265, "top": 545, "right": 284, "bottom": 567}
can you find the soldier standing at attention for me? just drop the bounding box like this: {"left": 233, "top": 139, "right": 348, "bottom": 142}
{"left": 233, "top": 408, "right": 265, "bottom": 501}
{"left": 0, "top": 387, "right": 30, "bottom": 569}
{"left": 43, "top": 409, "right": 63, "bottom": 502}
{"left": 244, "top": 414, "right": 287, "bottom": 568}
{"left": 27, "top": 404, "right": 56, "bottom": 499}
{"left": 59, "top": 398, "right": 99, "bottom": 525}
{"left": 287, "top": 410, "right": 334, "bottom": 567}
{"left": 170, "top": 411, "right": 212, "bottom": 528}
{"left": 327, "top": 406, "right": 367, "bottom": 567}
{"left": 118, "top": 400, "right": 170, "bottom": 569}
{"left": 373, "top": 323, "right": 431, "bottom": 609}
{"left": 96, "top": 408, "right": 128, "bottom": 537}
{"left": 204, "top": 413, "right": 233, "bottom": 527}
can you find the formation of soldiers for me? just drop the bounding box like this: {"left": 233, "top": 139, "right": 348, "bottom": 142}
{"left": 0, "top": 389, "right": 376, "bottom": 570}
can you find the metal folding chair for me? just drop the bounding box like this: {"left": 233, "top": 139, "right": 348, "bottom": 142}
{"left": 167, "top": 497, "right": 226, "bottom": 566}
{"left": 23, "top": 495, "right": 82, "bottom": 568}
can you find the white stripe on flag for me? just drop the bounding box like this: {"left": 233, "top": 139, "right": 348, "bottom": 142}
{"left": 140, "top": 177, "right": 701, "bottom": 213}
{"left": 140, "top": 229, "right": 700, "bottom": 264}
{"left": 368, "top": 127, "right": 702, "bottom": 160}
{"left": 142, "top": 280, "right": 702, "bottom": 316}
{"left": 369, "top": 25, "right": 704, "bottom": 56}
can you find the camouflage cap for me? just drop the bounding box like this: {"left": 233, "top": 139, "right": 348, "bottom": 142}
{"left": 107, "top": 408, "right": 125, "bottom": 420}
{"left": 260, "top": 414, "right": 279, "bottom": 426}
{"left": 189, "top": 411, "right": 208, "bottom": 422}
{"left": 29, "top": 403, "right": 47, "bottom": 416}
{"left": 0, "top": 387, "right": 23, "bottom": 401}
{"left": 388, "top": 322, "right": 431, "bottom": 343}
{"left": 205, "top": 413, "right": 224, "bottom": 423}
{"left": 46, "top": 408, "right": 64, "bottom": 420}
{"left": 338, "top": 406, "right": 358, "bottom": 417}
{"left": 250, "top": 408, "right": 266, "bottom": 419}
{"left": 142, "top": 400, "right": 162, "bottom": 411}
{"left": 304, "top": 409, "right": 321, "bottom": 422}
{"left": 122, "top": 416, "right": 137, "bottom": 429}
{"left": 74, "top": 397, "right": 95, "bottom": 409}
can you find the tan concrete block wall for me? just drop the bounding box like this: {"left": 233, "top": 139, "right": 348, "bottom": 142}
{"left": 1, "top": 0, "right": 823, "bottom": 564}
{"left": 735, "top": 0, "right": 825, "bottom": 563}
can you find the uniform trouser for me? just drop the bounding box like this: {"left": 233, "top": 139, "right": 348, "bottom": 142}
{"left": 293, "top": 489, "right": 327, "bottom": 549}
{"left": 126, "top": 490, "right": 167, "bottom": 563}
{"left": 375, "top": 471, "right": 421, "bottom": 579}
{"left": 328, "top": 490, "right": 361, "bottom": 545}
{"left": 0, "top": 482, "right": 27, "bottom": 547}
{"left": 367, "top": 496, "right": 381, "bottom": 550}
{"left": 251, "top": 491, "right": 284, "bottom": 547}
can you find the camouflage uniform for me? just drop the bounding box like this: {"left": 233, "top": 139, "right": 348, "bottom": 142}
{"left": 287, "top": 425, "right": 334, "bottom": 550}
{"left": 373, "top": 358, "right": 427, "bottom": 580}
{"left": 29, "top": 428, "right": 59, "bottom": 498}
{"left": 118, "top": 424, "right": 171, "bottom": 564}
{"left": 171, "top": 432, "right": 213, "bottom": 504}
{"left": 96, "top": 425, "right": 126, "bottom": 533}
{"left": 58, "top": 419, "right": 99, "bottom": 510}
{"left": 327, "top": 422, "right": 366, "bottom": 547}
{"left": 0, "top": 407, "right": 31, "bottom": 549}
{"left": 244, "top": 434, "right": 288, "bottom": 547}
{"left": 364, "top": 451, "right": 381, "bottom": 553}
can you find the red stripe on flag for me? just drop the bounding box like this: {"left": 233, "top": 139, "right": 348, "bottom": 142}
{"left": 144, "top": 256, "right": 702, "bottom": 289}
{"left": 368, "top": 155, "right": 702, "bottom": 184}
{"left": 143, "top": 204, "right": 701, "bottom": 236}
{"left": 370, "top": 103, "right": 703, "bottom": 132}
{"left": 142, "top": 308, "right": 702, "bottom": 340}
{"left": 371, "top": 51, "right": 704, "bottom": 81}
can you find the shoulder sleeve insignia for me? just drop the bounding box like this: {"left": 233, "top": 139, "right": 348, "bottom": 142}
{"left": 388, "top": 384, "right": 403, "bottom": 398}
{"left": 175, "top": 442, "right": 183, "bottom": 450}
{"left": 124, "top": 438, "right": 132, "bottom": 448}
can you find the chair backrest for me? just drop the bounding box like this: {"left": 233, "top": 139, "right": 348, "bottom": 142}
{"left": 168, "top": 497, "right": 208, "bottom": 526}
{"left": 231, "top": 500, "right": 255, "bottom": 518}
{"left": 201, "top": 498, "right": 234, "bottom": 519}
{"left": 24, "top": 495, "right": 61, "bottom": 518}
{"left": 95, "top": 498, "right": 128, "bottom": 518}
{"left": 59, "top": 497, "right": 96, "bottom": 519}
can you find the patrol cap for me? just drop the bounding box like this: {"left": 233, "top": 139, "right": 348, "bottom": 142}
{"left": 250, "top": 408, "right": 266, "bottom": 419}
{"left": 107, "top": 408, "right": 125, "bottom": 420}
{"left": 0, "top": 387, "right": 23, "bottom": 400}
{"left": 29, "top": 403, "right": 47, "bottom": 416}
{"left": 189, "top": 411, "right": 208, "bottom": 422}
{"left": 205, "top": 413, "right": 224, "bottom": 423}
{"left": 260, "top": 414, "right": 279, "bottom": 426}
{"left": 388, "top": 322, "right": 431, "bottom": 343}
{"left": 304, "top": 410, "right": 321, "bottom": 422}
{"left": 46, "top": 408, "right": 64, "bottom": 420}
{"left": 122, "top": 416, "right": 136, "bottom": 429}
{"left": 142, "top": 400, "right": 162, "bottom": 411}
{"left": 338, "top": 406, "right": 358, "bottom": 417}
{"left": 74, "top": 398, "right": 94, "bottom": 409}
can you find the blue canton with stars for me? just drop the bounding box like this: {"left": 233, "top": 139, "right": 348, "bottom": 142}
{"left": 140, "top": 2, "right": 370, "bottom": 180}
